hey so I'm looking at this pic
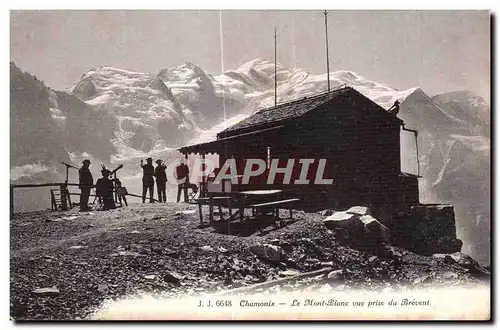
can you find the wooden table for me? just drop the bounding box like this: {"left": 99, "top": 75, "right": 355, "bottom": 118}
{"left": 234, "top": 190, "right": 282, "bottom": 222}
{"left": 236, "top": 190, "right": 300, "bottom": 227}
{"left": 197, "top": 190, "right": 286, "bottom": 226}
{"left": 195, "top": 196, "right": 233, "bottom": 225}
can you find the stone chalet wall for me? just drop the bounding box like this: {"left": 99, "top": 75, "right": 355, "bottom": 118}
{"left": 390, "top": 204, "right": 463, "bottom": 255}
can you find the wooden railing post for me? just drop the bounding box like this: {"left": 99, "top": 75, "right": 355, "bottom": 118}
{"left": 60, "top": 183, "right": 68, "bottom": 211}
{"left": 10, "top": 185, "right": 14, "bottom": 217}
{"left": 201, "top": 153, "right": 206, "bottom": 198}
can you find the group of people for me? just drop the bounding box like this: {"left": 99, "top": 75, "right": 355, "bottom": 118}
{"left": 78, "top": 159, "right": 121, "bottom": 212}
{"left": 77, "top": 157, "right": 192, "bottom": 212}
{"left": 140, "top": 157, "right": 191, "bottom": 204}
{"left": 140, "top": 157, "right": 167, "bottom": 203}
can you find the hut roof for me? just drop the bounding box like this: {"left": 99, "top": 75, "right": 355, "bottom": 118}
{"left": 219, "top": 85, "right": 403, "bottom": 137}
{"left": 178, "top": 125, "right": 283, "bottom": 155}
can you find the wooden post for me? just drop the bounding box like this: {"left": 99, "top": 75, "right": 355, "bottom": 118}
{"left": 198, "top": 200, "right": 204, "bottom": 225}
{"left": 10, "top": 185, "right": 14, "bottom": 217}
{"left": 201, "top": 153, "right": 206, "bottom": 198}
{"left": 183, "top": 152, "right": 189, "bottom": 203}
{"left": 60, "top": 183, "right": 68, "bottom": 211}
{"left": 201, "top": 154, "right": 206, "bottom": 185}
{"left": 239, "top": 195, "right": 245, "bottom": 222}
{"left": 209, "top": 197, "right": 214, "bottom": 225}
{"left": 113, "top": 173, "right": 119, "bottom": 205}
{"left": 50, "top": 190, "right": 56, "bottom": 211}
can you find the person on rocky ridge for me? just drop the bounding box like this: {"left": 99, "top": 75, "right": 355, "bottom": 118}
{"left": 154, "top": 159, "right": 167, "bottom": 203}
{"left": 141, "top": 157, "right": 155, "bottom": 203}
{"left": 78, "top": 159, "right": 93, "bottom": 212}
{"left": 176, "top": 159, "right": 190, "bottom": 203}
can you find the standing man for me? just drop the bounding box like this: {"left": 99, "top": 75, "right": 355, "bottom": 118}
{"left": 155, "top": 159, "right": 167, "bottom": 203}
{"left": 141, "top": 157, "right": 155, "bottom": 203}
{"left": 78, "top": 159, "right": 93, "bottom": 212}
{"left": 176, "top": 159, "right": 190, "bottom": 203}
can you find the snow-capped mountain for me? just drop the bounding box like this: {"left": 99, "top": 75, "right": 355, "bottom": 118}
{"left": 10, "top": 59, "right": 490, "bottom": 264}
{"left": 69, "top": 66, "right": 197, "bottom": 161}
{"left": 157, "top": 62, "right": 248, "bottom": 129}
{"left": 433, "top": 90, "right": 490, "bottom": 123}
{"left": 432, "top": 90, "right": 490, "bottom": 137}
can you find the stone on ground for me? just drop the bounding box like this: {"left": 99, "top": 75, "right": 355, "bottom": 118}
{"left": 250, "top": 244, "right": 283, "bottom": 262}
{"left": 346, "top": 206, "right": 370, "bottom": 216}
{"left": 32, "top": 286, "right": 60, "bottom": 296}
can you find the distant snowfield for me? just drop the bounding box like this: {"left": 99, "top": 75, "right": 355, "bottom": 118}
{"left": 187, "top": 113, "right": 250, "bottom": 145}
{"left": 10, "top": 163, "right": 56, "bottom": 181}
{"left": 49, "top": 108, "right": 67, "bottom": 124}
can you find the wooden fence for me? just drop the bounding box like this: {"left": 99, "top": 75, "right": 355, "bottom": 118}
{"left": 10, "top": 182, "right": 154, "bottom": 216}
{"left": 10, "top": 182, "right": 80, "bottom": 216}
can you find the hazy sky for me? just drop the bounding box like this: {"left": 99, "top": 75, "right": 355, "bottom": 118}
{"left": 10, "top": 10, "right": 490, "bottom": 100}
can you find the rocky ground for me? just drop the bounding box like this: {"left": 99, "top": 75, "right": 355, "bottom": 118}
{"left": 10, "top": 203, "right": 490, "bottom": 320}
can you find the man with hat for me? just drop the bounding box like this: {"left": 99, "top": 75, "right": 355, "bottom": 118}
{"left": 96, "top": 166, "right": 116, "bottom": 210}
{"left": 176, "top": 158, "right": 190, "bottom": 203}
{"left": 154, "top": 159, "right": 167, "bottom": 203}
{"left": 78, "top": 159, "right": 93, "bottom": 212}
{"left": 141, "top": 157, "right": 155, "bottom": 203}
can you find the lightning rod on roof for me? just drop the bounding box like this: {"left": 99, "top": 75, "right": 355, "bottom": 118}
{"left": 274, "top": 27, "right": 278, "bottom": 106}
{"left": 324, "top": 10, "right": 331, "bottom": 92}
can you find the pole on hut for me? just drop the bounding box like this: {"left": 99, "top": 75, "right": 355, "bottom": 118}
{"left": 324, "top": 10, "right": 331, "bottom": 92}
{"left": 274, "top": 27, "right": 278, "bottom": 106}
{"left": 184, "top": 153, "right": 189, "bottom": 186}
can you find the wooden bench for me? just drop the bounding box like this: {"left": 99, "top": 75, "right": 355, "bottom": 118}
{"left": 195, "top": 196, "right": 233, "bottom": 225}
{"left": 248, "top": 198, "right": 300, "bottom": 226}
